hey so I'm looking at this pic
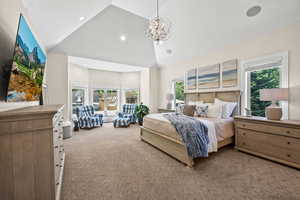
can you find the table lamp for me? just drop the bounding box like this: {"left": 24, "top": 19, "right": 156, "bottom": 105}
{"left": 260, "top": 88, "right": 289, "bottom": 120}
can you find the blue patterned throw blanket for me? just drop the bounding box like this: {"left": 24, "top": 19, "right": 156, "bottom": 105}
{"left": 163, "top": 113, "right": 209, "bottom": 158}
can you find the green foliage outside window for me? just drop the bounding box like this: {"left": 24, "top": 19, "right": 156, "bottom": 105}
{"left": 250, "top": 68, "right": 280, "bottom": 117}
{"left": 175, "top": 81, "right": 184, "bottom": 101}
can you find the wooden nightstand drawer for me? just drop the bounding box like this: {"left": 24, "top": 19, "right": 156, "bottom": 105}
{"left": 236, "top": 121, "right": 300, "bottom": 138}
{"left": 236, "top": 129, "right": 300, "bottom": 165}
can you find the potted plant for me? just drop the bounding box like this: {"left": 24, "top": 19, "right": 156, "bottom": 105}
{"left": 135, "top": 103, "right": 150, "bottom": 126}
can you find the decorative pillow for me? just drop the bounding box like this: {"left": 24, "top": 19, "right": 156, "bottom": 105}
{"left": 206, "top": 103, "right": 222, "bottom": 118}
{"left": 215, "top": 98, "right": 237, "bottom": 118}
{"left": 195, "top": 104, "right": 208, "bottom": 117}
{"left": 182, "top": 105, "right": 196, "bottom": 117}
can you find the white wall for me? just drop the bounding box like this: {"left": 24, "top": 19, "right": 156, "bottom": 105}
{"left": 139, "top": 67, "right": 159, "bottom": 113}
{"left": 159, "top": 23, "right": 300, "bottom": 120}
{"left": 45, "top": 53, "right": 69, "bottom": 119}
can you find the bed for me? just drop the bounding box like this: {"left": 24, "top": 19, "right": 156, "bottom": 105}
{"left": 140, "top": 90, "right": 241, "bottom": 167}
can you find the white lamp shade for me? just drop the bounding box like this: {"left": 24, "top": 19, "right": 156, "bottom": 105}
{"left": 260, "top": 88, "right": 289, "bottom": 101}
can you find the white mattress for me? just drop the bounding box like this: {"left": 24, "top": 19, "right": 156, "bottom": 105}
{"left": 143, "top": 113, "right": 234, "bottom": 143}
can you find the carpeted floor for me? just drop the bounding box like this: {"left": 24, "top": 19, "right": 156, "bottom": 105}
{"left": 62, "top": 123, "right": 300, "bottom": 200}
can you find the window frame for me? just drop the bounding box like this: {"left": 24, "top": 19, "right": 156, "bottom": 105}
{"left": 71, "top": 86, "right": 88, "bottom": 116}
{"left": 123, "top": 88, "right": 140, "bottom": 104}
{"left": 91, "top": 88, "right": 120, "bottom": 115}
{"left": 172, "top": 78, "right": 185, "bottom": 109}
{"left": 240, "top": 52, "right": 289, "bottom": 119}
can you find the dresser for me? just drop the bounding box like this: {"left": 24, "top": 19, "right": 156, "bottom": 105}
{"left": 234, "top": 116, "right": 300, "bottom": 169}
{"left": 0, "top": 105, "right": 65, "bottom": 200}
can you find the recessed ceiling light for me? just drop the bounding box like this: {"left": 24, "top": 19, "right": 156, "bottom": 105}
{"left": 120, "top": 35, "right": 126, "bottom": 41}
{"left": 79, "top": 17, "right": 85, "bottom": 21}
{"left": 247, "top": 6, "right": 262, "bottom": 17}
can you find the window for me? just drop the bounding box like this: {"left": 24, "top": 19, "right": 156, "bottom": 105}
{"left": 106, "top": 89, "right": 118, "bottom": 111}
{"left": 93, "top": 89, "right": 105, "bottom": 111}
{"left": 242, "top": 52, "right": 288, "bottom": 119}
{"left": 92, "top": 89, "right": 119, "bottom": 114}
{"left": 174, "top": 81, "right": 184, "bottom": 107}
{"left": 125, "top": 89, "right": 139, "bottom": 104}
{"left": 72, "top": 88, "right": 86, "bottom": 113}
{"left": 249, "top": 68, "right": 280, "bottom": 117}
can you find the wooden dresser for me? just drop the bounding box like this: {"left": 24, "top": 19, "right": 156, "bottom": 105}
{"left": 235, "top": 116, "right": 300, "bottom": 169}
{"left": 0, "top": 105, "right": 65, "bottom": 200}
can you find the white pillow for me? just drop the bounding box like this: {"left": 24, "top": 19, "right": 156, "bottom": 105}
{"left": 215, "top": 98, "right": 237, "bottom": 119}
{"left": 206, "top": 102, "right": 222, "bottom": 118}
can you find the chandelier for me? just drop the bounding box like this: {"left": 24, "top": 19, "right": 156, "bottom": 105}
{"left": 146, "top": 0, "right": 171, "bottom": 44}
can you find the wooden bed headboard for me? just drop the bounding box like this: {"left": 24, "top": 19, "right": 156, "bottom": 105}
{"left": 185, "top": 90, "right": 241, "bottom": 115}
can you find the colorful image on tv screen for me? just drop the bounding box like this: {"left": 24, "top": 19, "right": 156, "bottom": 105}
{"left": 7, "top": 15, "right": 46, "bottom": 102}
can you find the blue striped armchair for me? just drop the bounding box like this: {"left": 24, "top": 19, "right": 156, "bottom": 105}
{"left": 118, "top": 104, "right": 137, "bottom": 124}
{"left": 74, "top": 105, "right": 103, "bottom": 129}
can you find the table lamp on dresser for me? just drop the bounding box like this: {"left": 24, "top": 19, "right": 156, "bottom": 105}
{"left": 260, "top": 88, "right": 289, "bottom": 120}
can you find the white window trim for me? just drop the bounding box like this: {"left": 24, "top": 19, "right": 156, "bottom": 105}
{"left": 240, "top": 52, "right": 289, "bottom": 119}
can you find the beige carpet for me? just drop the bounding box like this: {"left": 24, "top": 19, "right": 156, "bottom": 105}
{"left": 62, "top": 123, "right": 300, "bottom": 200}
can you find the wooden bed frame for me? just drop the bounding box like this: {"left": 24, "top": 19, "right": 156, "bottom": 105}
{"left": 140, "top": 90, "right": 241, "bottom": 167}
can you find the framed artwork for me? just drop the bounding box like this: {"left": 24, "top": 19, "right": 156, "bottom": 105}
{"left": 186, "top": 68, "right": 197, "bottom": 91}
{"left": 222, "top": 59, "right": 238, "bottom": 87}
{"left": 197, "top": 64, "right": 220, "bottom": 89}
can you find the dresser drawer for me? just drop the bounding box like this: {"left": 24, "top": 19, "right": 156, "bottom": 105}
{"left": 236, "top": 121, "right": 300, "bottom": 138}
{"left": 236, "top": 129, "right": 300, "bottom": 164}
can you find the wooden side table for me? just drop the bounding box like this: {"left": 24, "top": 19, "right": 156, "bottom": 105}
{"left": 234, "top": 116, "right": 300, "bottom": 169}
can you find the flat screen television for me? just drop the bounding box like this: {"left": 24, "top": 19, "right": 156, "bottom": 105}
{"left": 5, "top": 14, "right": 46, "bottom": 103}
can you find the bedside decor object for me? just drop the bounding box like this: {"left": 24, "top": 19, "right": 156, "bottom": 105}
{"left": 235, "top": 116, "right": 300, "bottom": 169}
{"left": 260, "top": 88, "right": 289, "bottom": 120}
{"left": 166, "top": 93, "right": 174, "bottom": 109}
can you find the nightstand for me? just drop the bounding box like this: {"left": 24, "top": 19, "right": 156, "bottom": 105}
{"left": 234, "top": 116, "right": 300, "bottom": 169}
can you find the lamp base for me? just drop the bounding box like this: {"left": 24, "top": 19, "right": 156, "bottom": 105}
{"left": 266, "top": 106, "right": 282, "bottom": 121}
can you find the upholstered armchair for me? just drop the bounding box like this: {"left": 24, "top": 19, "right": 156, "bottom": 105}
{"left": 118, "top": 104, "right": 137, "bottom": 124}
{"left": 74, "top": 105, "right": 103, "bottom": 129}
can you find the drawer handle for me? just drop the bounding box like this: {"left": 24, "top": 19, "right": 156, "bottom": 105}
{"left": 242, "top": 132, "right": 246, "bottom": 136}
{"left": 55, "top": 146, "right": 58, "bottom": 149}
{"left": 242, "top": 142, "right": 246, "bottom": 145}
{"left": 287, "top": 141, "right": 291, "bottom": 145}
{"left": 60, "top": 165, "right": 63, "bottom": 168}
{"left": 242, "top": 124, "right": 246, "bottom": 127}
{"left": 58, "top": 136, "right": 62, "bottom": 139}
{"left": 56, "top": 182, "right": 59, "bottom": 186}
{"left": 287, "top": 154, "right": 291, "bottom": 158}
{"left": 56, "top": 164, "right": 59, "bottom": 167}
{"left": 286, "top": 131, "right": 290, "bottom": 134}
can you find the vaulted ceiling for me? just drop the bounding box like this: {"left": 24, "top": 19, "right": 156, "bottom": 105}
{"left": 22, "top": 0, "right": 300, "bottom": 68}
